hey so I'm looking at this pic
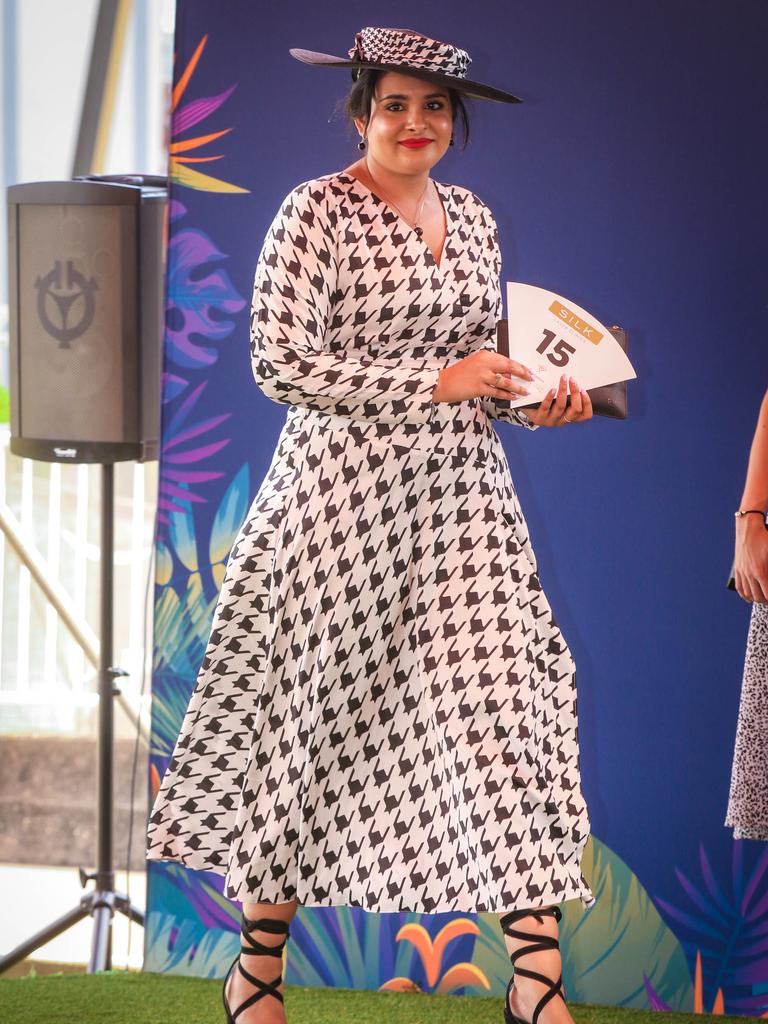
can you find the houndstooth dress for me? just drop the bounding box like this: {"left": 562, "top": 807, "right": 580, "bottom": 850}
{"left": 725, "top": 601, "right": 768, "bottom": 840}
{"left": 146, "top": 171, "right": 595, "bottom": 913}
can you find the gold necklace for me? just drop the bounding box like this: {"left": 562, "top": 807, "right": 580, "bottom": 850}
{"left": 363, "top": 161, "right": 431, "bottom": 238}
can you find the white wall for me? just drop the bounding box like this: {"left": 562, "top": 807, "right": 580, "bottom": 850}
{"left": 15, "top": 0, "right": 100, "bottom": 181}
{"left": 2, "top": 0, "right": 175, "bottom": 310}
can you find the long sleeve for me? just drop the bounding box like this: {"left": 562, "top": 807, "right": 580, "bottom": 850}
{"left": 250, "top": 180, "right": 442, "bottom": 425}
{"left": 477, "top": 206, "right": 538, "bottom": 431}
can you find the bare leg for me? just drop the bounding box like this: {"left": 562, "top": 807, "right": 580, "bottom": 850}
{"left": 224, "top": 897, "right": 299, "bottom": 1024}
{"left": 499, "top": 907, "right": 574, "bottom": 1024}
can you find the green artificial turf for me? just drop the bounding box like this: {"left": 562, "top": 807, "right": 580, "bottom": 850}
{"left": 0, "top": 972, "right": 751, "bottom": 1024}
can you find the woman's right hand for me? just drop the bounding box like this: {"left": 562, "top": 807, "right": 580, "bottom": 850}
{"left": 734, "top": 514, "right": 768, "bottom": 603}
{"left": 432, "top": 350, "right": 533, "bottom": 403}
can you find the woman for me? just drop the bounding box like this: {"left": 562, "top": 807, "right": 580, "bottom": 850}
{"left": 726, "top": 387, "right": 768, "bottom": 841}
{"left": 147, "top": 27, "right": 596, "bottom": 1024}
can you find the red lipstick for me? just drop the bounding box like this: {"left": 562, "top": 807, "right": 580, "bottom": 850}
{"left": 399, "top": 139, "right": 431, "bottom": 149}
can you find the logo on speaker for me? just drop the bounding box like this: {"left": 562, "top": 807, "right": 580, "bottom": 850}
{"left": 35, "top": 259, "right": 97, "bottom": 348}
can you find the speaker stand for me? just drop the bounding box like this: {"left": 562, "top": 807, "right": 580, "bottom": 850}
{"left": 0, "top": 464, "right": 145, "bottom": 974}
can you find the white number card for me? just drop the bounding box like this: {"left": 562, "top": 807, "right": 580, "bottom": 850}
{"left": 503, "top": 283, "right": 637, "bottom": 409}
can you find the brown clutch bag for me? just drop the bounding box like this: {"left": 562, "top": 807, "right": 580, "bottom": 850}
{"left": 496, "top": 319, "right": 630, "bottom": 419}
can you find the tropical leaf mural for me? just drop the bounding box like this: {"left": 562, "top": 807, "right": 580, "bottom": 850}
{"left": 165, "top": 199, "right": 247, "bottom": 371}
{"left": 149, "top": 27, "right": 254, "bottom": 964}
{"left": 150, "top": 466, "right": 250, "bottom": 765}
{"left": 155, "top": 198, "right": 246, "bottom": 526}
{"left": 644, "top": 950, "right": 730, "bottom": 1016}
{"left": 471, "top": 836, "right": 693, "bottom": 1010}
{"left": 382, "top": 919, "right": 491, "bottom": 994}
{"left": 145, "top": 860, "right": 479, "bottom": 993}
{"left": 651, "top": 841, "right": 768, "bottom": 1017}
{"left": 170, "top": 34, "right": 249, "bottom": 194}
{"left": 208, "top": 462, "right": 251, "bottom": 589}
{"left": 285, "top": 904, "right": 479, "bottom": 993}
{"left": 157, "top": 464, "right": 250, "bottom": 605}
{"left": 144, "top": 909, "right": 238, "bottom": 977}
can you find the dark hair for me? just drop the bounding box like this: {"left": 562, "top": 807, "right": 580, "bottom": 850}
{"left": 342, "top": 68, "right": 470, "bottom": 150}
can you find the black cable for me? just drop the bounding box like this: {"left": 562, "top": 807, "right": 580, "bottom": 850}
{"left": 124, "top": 463, "right": 160, "bottom": 969}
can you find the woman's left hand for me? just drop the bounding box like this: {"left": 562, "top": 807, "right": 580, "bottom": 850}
{"left": 733, "top": 515, "right": 768, "bottom": 603}
{"left": 521, "top": 374, "right": 594, "bottom": 427}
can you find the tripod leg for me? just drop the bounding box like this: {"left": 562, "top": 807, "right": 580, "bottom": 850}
{"left": 0, "top": 902, "right": 90, "bottom": 974}
{"left": 124, "top": 903, "right": 145, "bottom": 927}
{"left": 89, "top": 898, "right": 114, "bottom": 973}
{"left": 114, "top": 892, "right": 145, "bottom": 927}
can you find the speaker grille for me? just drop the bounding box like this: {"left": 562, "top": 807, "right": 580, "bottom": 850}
{"left": 17, "top": 203, "right": 137, "bottom": 444}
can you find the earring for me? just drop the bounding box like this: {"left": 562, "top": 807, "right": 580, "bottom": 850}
{"left": 449, "top": 135, "right": 455, "bottom": 147}
{"left": 358, "top": 137, "right": 366, "bottom": 150}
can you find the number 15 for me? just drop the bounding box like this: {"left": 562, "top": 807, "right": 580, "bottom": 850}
{"left": 536, "top": 329, "right": 575, "bottom": 367}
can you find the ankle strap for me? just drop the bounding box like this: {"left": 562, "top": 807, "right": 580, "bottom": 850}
{"left": 500, "top": 906, "right": 562, "bottom": 964}
{"left": 499, "top": 906, "right": 564, "bottom": 1024}
{"left": 499, "top": 905, "right": 562, "bottom": 931}
{"left": 240, "top": 914, "right": 290, "bottom": 957}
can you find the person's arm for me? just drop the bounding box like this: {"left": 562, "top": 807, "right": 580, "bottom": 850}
{"left": 475, "top": 206, "right": 538, "bottom": 430}
{"left": 250, "top": 180, "right": 441, "bottom": 425}
{"left": 734, "top": 389, "right": 768, "bottom": 603}
{"left": 476, "top": 204, "right": 595, "bottom": 429}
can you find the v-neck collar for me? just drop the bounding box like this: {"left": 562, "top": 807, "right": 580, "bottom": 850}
{"left": 337, "top": 171, "right": 452, "bottom": 273}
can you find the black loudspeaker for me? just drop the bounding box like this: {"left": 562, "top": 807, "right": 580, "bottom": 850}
{"left": 6, "top": 174, "right": 167, "bottom": 463}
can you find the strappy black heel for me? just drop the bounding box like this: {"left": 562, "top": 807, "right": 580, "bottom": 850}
{"left": 222, "top": 912, "right": 291, "bottom": 1022}
{"left": 500, "top": 906, "right": 565, "bottom": 1024}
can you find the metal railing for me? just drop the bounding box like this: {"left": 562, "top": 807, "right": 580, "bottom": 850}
{"left": 0, "top": 426, "right": 156, "bottom": 743}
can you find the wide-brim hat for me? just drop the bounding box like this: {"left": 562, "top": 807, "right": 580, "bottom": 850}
{"left": 289, "top": 26, "right": 522, "bottom": 105}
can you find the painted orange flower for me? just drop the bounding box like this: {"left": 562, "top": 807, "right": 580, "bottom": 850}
{"left": 380, "top": 918, "right": 491, "bottom": 994}
{"left": 169, "top": 34, "right": 248, "bottom": 194}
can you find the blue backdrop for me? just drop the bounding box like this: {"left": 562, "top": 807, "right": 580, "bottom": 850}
{"left": 146, "top": 1, "right": 768, "bottom": 1014}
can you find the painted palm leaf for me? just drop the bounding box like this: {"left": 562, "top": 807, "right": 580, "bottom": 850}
{"left": 471, "top": 836, "right": 692, "bottom": 1009}
{"left": 654, "top": 841, "right": 768, "bottom": 1015}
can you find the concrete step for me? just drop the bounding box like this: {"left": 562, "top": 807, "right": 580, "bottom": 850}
{"left": 0, "top": 737, "right": 149, "bottom": 870}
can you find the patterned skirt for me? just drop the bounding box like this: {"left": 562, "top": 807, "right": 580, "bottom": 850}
{"left": 146, "top": 400, "right": 595, "bottom": 912}
{"left": 725, "top": 601, "right": 768, "bottom": 841}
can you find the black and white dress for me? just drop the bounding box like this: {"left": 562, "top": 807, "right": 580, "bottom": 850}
{"left": 146, "top": 171, "right": 595, "bottom": 913}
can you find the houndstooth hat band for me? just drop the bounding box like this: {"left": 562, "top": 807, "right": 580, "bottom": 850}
{"left": 289, "top": 26, "right": 522, "bottom": 105}
{"left": 348, "top": 27, "right": 471, "bottom": 79}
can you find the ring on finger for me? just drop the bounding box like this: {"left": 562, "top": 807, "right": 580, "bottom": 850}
{"left": 495, "top": 372, "right": 502, "bottom": 388}
{"left": 562, "top": 415, "right": 574, "bottom": 423}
